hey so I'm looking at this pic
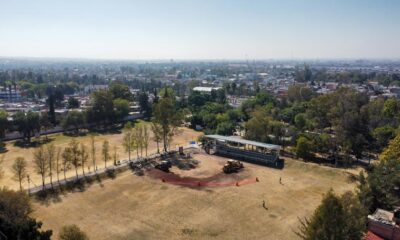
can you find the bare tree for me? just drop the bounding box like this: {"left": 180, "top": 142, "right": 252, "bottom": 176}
{"left": 80, "top": 143, "right": 88, "bottom": 176}
{"left": 46, "top": 143, "right": 56, "bottom": 189}
{"left": 142, "top": 123, "right": 150, "bottom": 156}
{"left": 56, "top": 147, "right": 61, "bottom": 185}
{"left": 62, "top": 147, "right": 71, "bottom": 182}
{"left": 102, "top": 140, "right": 110, "bottom": 168}
{"left": 0, "top": 154, "right": 4, "bottom": 180}
{"left": 33, "top": 146, "right": 48, "bottom": 191}
{"left": 113, "top": 145, "right": 118, "bottom": 166}
{"left": 151, "top": 122, "right": 163, "bottom": 154}
{"left": 137, "top": 124, "right": 144, "bottom": 157}
{"left": 123, "top": 123, "right": 134, "bottom": 161}
{"left": 90, "top": 135, "right": 96, "bottom": 172}
{"left": 12, "top": 157, "right": 27, "bottom": 191}
{"left": 69, "top": 139, "right": 81, "bottom": 180}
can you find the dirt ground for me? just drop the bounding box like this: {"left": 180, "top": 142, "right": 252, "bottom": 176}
{"left": 0, "top": 126, "right": 202, "bottom": 190}
{"left": 32, "top": 152, "right": 358, "bottom": 240}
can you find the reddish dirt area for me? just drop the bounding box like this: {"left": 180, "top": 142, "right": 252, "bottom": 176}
{"left": 146, "top": 163, "right": 258, "bottom": 187}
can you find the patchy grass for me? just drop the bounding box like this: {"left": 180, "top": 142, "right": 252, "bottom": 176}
{"left": 0, "top": 127, "right": 202, "bottom": 190}
{"left": 32, "top": 153, "right": 356, "bottom": 240}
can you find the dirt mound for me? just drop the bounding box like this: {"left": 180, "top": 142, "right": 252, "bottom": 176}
{"left": 146, "top": 168, "right": 257, "bottom": 187}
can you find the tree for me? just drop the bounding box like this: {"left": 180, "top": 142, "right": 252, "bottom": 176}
{"left": 40, "top": 112, "right": 52, "bottom": 141}
{"left": 59, "top": 224, "right": 88, "bottom": 240}
{"left": 102, "top": 140, "right": 110, "bottom": 168}
{"left": 46, "top": 144, "right": 56, "bottom": 189}
{"left": 68, "top": 139, "right": 81, "bottom": 180}
{"left": 297, "top": 190, "right": 366, "bottom": 240}
{"left": 62, "top": 110, "right": 86, "bottom": 133}
{"left": 153, "top": 89, "right": 182, "bottom": 152}
{"left": 138, "top": 91, "right": 151, "bottom": 118}
{"left": 87, "top": 89, "right": 114, "bottom": 125}
{"left": 123, "top": 123, "right": 134, "bottom": 161}
{"left": 295, "top": 136, "right": 314, "bottom": 161}
{"left": 359, "top": 134, "right": 400, "bottom": 211}
{"left": 113, "top": 98, "right": 130, "bottom": 120}
{"left": 67, "top": 97, "right": 80, "bottom": 109}
{"left": 14, "top": 111, "right": 41, "bottom": 142}
{"left": 80, "top": 143, "right": 88, "bottom": 176}
{"left": 12, "top": 157, "right": 27, "bottom": 191}
{"left": 142, "top": 123, "right": 150, "bottom": 156}
{"left": 90, "top": 135, "right": 96, "bottom": 172}
{"left": 0, "top": 188, "right": 52, "bottom": 239}
{"left": 33, "top": 146, "right": 48, "bottom": 191}
{"left": 0, "top": 110, "right": 8, "bottom": 139}
{"left": 109, "top": 81, "right": 132, "bottom": 101}
{"left": 135, "top": 124, "right": 144, "bottom": 157}
{"left": 113, "top": 145, "right": 118, "bottom": 165}
{"left": 151, "top": 122, "right": 163, "bottom": 153}
{"left": 56, "top": 147, "right": 61, "bottom": 184}
{"left": 62, "top": 147, "right": 72, "bottom": 182}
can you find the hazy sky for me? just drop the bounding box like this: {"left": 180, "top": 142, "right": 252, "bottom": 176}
{"left": 0, "top": 0, "right": 399, "bottom": 60}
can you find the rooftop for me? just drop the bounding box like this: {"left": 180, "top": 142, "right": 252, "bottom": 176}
{"left": 204, "top": 135, "right": 281, "bottom": 150}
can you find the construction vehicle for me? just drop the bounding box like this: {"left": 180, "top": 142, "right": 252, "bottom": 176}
{"left": 155, "top": 160, "right": 172, "bottom": 172}
{"left": 223, "top": 160, "right": 244, "bottom": 174}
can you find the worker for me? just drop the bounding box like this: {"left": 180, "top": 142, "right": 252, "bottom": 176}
{"left": 279, "top": 177, "right": 282, "bottom": 184}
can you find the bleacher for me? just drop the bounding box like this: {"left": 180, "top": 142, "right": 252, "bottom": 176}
{"left": 215, "top": 143, "right": 279, "bottom": 166}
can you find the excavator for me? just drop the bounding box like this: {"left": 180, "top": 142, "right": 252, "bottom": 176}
{"left": 222, "top": 160, "right": 244, "bottom": 174}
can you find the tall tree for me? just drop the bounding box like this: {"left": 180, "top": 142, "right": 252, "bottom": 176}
{"left": 142, "top": 123, "right": 150, "bottom": 156}
{"left": 33, "top": 146, "right": 48, "bottom": 191}
{"left": 151, "top": 122, "right": 163, "bottom": 153}
{"left": 68, "top": 139, "right": 81, "bottom": 180}
{"left": 14, "top": 111, "right": 41, "bottom": 142}
{"left": 90, "top": 135, "right": 96, "bottom": 172}
{"left": 80, "top": 143, "right": 88, "bottom": 176}
{"left": 113, "top": 145, "right": 118, "bottom": 166}
{"left": 0, "top": 188, "right": 52, "bottom": 239}
{"left": 153, "top": 89, "right": 182, "bottom": 152}
{"left": 102, "top": 140, "right": 110, "bottom": 168}
{"left": 62, "top": 148, "right": 72, "bottom": 182}
{"left": 56, "top": 147, "right": 61, "bottom": 185}
{"left": 0, "top": 110, "right": 8, "bottom": 139}
{"left": 46, "top": 144, "right": 56, "bottom": 189}
{"left": 123, "top": 123, "right": 134, "bottom": 161}
{"left": 12, "top": 157, "right": 27, "bottom": 191}
{"left": 297, "top": 190, "right": 366, "bottom": 240}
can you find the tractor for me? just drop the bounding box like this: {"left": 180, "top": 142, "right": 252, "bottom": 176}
{"left": 222, "top": 160, "right": 244, "bottom": 174}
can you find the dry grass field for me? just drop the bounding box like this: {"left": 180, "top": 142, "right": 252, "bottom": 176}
{"left": 32, "top": 152, "right": 358, "bottom": 240}
{"left": 0, "top": 125, "right": 202, "bottom": 190}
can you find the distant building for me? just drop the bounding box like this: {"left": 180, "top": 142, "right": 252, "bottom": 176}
{"left": 0, "top": 89, "right": 21, "bottom": 102}
{"left": 192, "top": 86, "right": 222, "bottom": 93}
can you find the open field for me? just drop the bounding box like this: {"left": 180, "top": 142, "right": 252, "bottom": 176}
{"left": 0, "top": 125, "right": 202, "bottom": 190}
{"left": 32, "top": 152, "right": 358, "bottom": 240}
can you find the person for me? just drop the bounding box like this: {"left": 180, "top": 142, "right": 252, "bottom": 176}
{"left": 262, "top": 200, "right": 267, "bottom": 209}
{"left": 279, "top": 177, "right": 282, "bottom": 184}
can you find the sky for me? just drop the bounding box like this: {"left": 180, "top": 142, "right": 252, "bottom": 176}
{"left": 0, "top": 0, "right": 399, "bottom": 60}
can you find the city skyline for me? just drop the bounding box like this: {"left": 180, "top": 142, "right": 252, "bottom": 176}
{"left": 1, "top": 0, "right": 400, "bottom": 60}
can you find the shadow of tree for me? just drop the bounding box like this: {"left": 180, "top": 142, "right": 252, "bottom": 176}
{"left": 13, "top": 138, "right": 54, "bottom": 149}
